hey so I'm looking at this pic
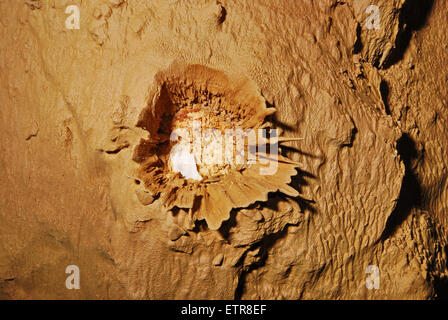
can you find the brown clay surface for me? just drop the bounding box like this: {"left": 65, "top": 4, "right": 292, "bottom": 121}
{"left": 0, "top": 0, "right": 447, "bottom": 299}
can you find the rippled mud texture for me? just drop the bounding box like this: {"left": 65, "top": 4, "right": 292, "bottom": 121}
{"left": 0, "top": 0, "right": 447, "bottom": 299}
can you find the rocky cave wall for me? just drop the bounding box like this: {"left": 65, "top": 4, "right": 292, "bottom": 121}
{"left": 0, "top": 0, "right": 447, "bottom": 299}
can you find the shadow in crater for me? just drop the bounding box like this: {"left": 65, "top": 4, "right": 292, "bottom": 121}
{"left": 265, "top": 101, "right": 298, "bottom": 133}
{"left": 218, "top": 114, "right": 318, "bottom": 240}
{"left": 379, "top": 133, "right": 422, "bottom": 241}
{"left": 233, "top": 223, "right": 291, "bottom": 299}
{"left": 219, "top": 168, "right": 316, "bottom": 299}
{"left": 222, "top": 100, "right": 319, "bottom": 298}
{"left": 280, "top": 144, "right": 321, "bottom": 160}
{"left": 382, "top": 0, "right": 435, "bottom": 69}
{"left": 218, "top": 167, "right": 317, "bottom": 241}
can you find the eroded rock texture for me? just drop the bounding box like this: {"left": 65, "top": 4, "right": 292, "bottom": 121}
{"left": 0, "top": 0, "right": 447, "bottom": 299}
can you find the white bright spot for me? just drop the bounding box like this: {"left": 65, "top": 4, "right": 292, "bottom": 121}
{"left": 169, "top": 142, "right": 203, "bottom": 181}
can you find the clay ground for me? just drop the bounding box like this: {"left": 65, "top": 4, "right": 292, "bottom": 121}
{"left": 0, "top": 0, "right": 447, "bottom": 299}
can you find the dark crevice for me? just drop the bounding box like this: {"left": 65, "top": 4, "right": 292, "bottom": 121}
{"left": 341, "top": 125, "right": 358, "bottom": 148}
{"left": 382, "top": 0, "right": 434, "bottom": 69}
{"left": 433, "top": 245, "right": 448, "bottom": 299}
{"left": 218, "top": 211, "right": 237, "bottom": 240}
{"left": 434, "top": 277, "right": 448, "bottom": 300}
{"left": 25, "top": 132, "right": 38, "bottom": 141}
{"left": 233, "top": 185, "right": 315, "bottom": 299}
{"left": 104, "top": 144, "right": 130, "bottom": 154}
{"left": 234, "top": 226, "right": 291, "bottom": 300}
{"left": 230, "top": 100, "right": 316, "bottom": 299}
{"left": 353, "top": 23, "right": 363, "bottom": 54}
{"left": 380, "top": 80, "right": 391, "bottom": 115}
{"left": 379, "top": 133, "right": 422, "bottom": 241}
{"left": 217, "top": 4, "right": 227, "bottom": 24}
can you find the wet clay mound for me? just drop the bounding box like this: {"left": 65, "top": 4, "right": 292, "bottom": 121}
{"left": 0, "top": 0, "right": 447, "bottom": 299}
{"left": 133, "top": 63, "right": 302, "bottom": 230}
